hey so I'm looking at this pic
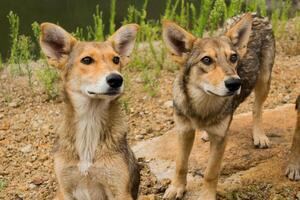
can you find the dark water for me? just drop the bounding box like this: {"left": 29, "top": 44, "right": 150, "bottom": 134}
{"left": 0, "top": 0, "right": 201, "bottom": 60}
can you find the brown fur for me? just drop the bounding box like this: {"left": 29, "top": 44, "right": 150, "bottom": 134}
{"left": 162, "top": 13, "right": 275, "bottom": 200}
{"left": 40, "top": 23, "right": 140, "bottom": 200}
{"left": 286, "top": 95, "right": 300, "bottom": 181}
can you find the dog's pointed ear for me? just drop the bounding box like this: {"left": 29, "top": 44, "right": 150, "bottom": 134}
{"left": 162, "top": 20, "right": 196, "bottom": 64}
{"left": 108, "top": 24, "right": 139, "bottom": 57}
{"left": 225, "top": 13, "right": 253, "bottom": 58}
{"left": 40, "top": 23, "right": 77, "bottom": 69}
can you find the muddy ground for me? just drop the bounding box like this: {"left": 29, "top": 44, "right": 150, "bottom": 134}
{"left": 0, "top": 35, "right": 300, "bottom": 199}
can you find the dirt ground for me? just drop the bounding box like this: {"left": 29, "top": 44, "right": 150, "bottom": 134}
{"left": 0, "top": 37, "right": 300, "bottom": 199}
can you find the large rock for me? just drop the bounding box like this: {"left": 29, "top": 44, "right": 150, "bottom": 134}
{"left": 133, "top": 104, "right": 299, "bottom": 199}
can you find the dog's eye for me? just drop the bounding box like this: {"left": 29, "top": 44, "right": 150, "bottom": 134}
{"left": 201, "top": 56, "right": 212, "bottom": 65}
{"left": 230, "top": 54, "right": 238, "bottom": 63}
{"left": 81, "top": 56, "right": 94, "bottom": 65}
{"left": 112, "top": 56, "right": 120, "bottom": 64}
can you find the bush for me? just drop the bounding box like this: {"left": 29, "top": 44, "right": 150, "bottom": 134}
{"left": 36, "top": 66, "right": 59, "bottom": 99}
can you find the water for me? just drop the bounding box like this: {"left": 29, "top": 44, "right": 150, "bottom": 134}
{"left": 0, "top": 0, "right": 202, "bottom": 60}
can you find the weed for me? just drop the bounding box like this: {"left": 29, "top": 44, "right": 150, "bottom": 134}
{"left": 194, "top": 0, "right": 213, "bottom": 37}
{"left": 31, "top": 21, "right": 43, "bottom": 59}
{"left": 0, "top": 179, "right": 6, "bottom": 191}
{"left": 73, "top": 27, "right": 85, "bottom": 41}
{"left": 18, "top": 35, "right": 33, "bottom": 86}
{"left": 209, "top": 0, "right": 227, "bottom": 35}
{"left": 86, "top": 5, "right": 104, "bottom": 41}
{"left": 7, "top": 11, "right": 19, "bottom": 65}
{"left": 0, "top": 54, "right": 3, "bottom": 71}
{"left": 164, "top": 0, "right": 180, "bottom": 21}
{"left": 109, "top": 0, "right": 116, "bottom": 35}
{"left": 141, "top": 69, "right": 159, "bottom": 97}
{"left": 227, "top": 0, "right": 242, "bottom": 18}
{"left": 120, "top": 97, "right": 131, "bottom": 114}
{"left": 122, "top": 5, "right": 139, "bottom": 24}
{"left": 36, "top": 65, "right": 59, "bottom": 99}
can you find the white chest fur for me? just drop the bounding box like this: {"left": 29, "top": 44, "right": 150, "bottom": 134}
{"left": 72, "top": 93, "right": 109, "bottom": 174}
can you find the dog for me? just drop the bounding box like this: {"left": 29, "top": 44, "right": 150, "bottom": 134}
{"left": 39, "top": 23, "right": 140, "bottom": 200}
{"left": 286, "top": 95, "right": 300, "bottom": 181}
{"left": 162, "top": 13, "right": 275, "bottom": 200}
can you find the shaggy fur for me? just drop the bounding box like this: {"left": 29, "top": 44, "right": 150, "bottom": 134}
{"left": 162, "top": 13, "right": 275, "bottom": 200}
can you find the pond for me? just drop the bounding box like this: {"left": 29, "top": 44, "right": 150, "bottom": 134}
{"left": 0, "top": 0, "right": 201, "bottom": 60}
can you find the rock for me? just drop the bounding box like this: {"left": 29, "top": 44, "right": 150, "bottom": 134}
{"left": 0, "top": 113, "right": 3, "bottom": 119}
{"left": 135, "top": 77, "right": 144, "bottom": 83}
{"left": 135, "top": 135, "right": 144, "bottom": 140}
{"left": 282, "top": 95, "right": 290, "bottom": 103}
{"left": 14, "top": 194, "right": 23, "bottom": 200}
{"left": 20, "top": 144, "right": 32, "bottom": 153}
{"left": 297, "top": 191, "right": 300, "bottom": 200}
{"left": 163, "top": 100, "right": 173, "bottom": 108}
{"left": 28, "top": 183, "right": 37, "bottom": 189}
{"left": 31, "top": 177, "right": 44, "bottom": 186}
{"left": 8, "top": 102, "right": 19, "bottom": 108}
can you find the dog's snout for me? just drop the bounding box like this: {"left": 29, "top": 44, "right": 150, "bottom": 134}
{"left": 225, "top": 78, "right": 241, "bottom": 92}
{"left": 106, "top": 73, "right": 123, "bottom": 89}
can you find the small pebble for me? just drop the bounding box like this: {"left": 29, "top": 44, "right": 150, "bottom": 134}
{"left": 20, "top": 144, "right": 32, "bottom": 153}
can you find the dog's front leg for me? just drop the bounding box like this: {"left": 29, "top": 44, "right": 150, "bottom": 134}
{"left": 200, "top": 117, "right": 230, "bottom": 200}
{"left": 163, "top": 115, "right": 195, "bottom": 200}
{"left": 286, "top": 107, "right": 300, "bottom": 181}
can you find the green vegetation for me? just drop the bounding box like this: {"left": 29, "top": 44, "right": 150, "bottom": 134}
{"left": 109, "top": 0, "right": 116, "bottom": 35}
{"left": 7, "top": 11, "right": 19, "bottom": 65}
{"left": 36, "top": 65, "right": 59, "bottom": 99}
{"left": 0, "top": 54, "right": 3, "bottom": 71}
{"left": 0, "top": 180, "right": 6, "bottom": 191}
{"left": 18, "top": 35, "right": 33, "bottom": 87}
{"left": 1, "top": 0, "right": 299, "bottom": 99}
{"left": 86, "top": 5, "right": 105, "bottom": 41}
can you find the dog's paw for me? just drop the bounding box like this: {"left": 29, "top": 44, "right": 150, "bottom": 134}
{"left": 253, "top": 132, "right": 270, "bottom": 148}
{"left": 163, "top": 184, "right": 186, "bottom": 200}
{"left": 286, "top": 163, "right": 300, "bottom": 181}
{"left": 200, "top": 130, "right": 210, "bottom": 142}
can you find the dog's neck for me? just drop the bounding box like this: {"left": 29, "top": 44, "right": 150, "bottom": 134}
{"left": 63, "top": 91, "right": 116, "bottom": 174}
{"left": 188, "top": 85, "right": 227, "bottom": 117}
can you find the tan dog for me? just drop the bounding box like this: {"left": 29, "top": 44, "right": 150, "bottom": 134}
{"left": 286, "top": 95, "right": 300, "bottom": 181}
{"left": 162, "top": 13, "right": 275, "bottom": 200}
{"left": 40, "top": 23, "right": 140, "bottom": 200}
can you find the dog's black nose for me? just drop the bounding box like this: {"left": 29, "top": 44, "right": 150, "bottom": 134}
{"left": 106, "top": 73, "right": 123, "bottom": 88}
{"left": 225, "top": 78, "right": 241, "bottom": 92}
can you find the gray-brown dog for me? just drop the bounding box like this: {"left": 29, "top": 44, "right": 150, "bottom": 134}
{"left": 162, "top": 13, "right": 275, "bottom": 200}
{"left": 40, "top": 23, "right": 140, "bottom": 200}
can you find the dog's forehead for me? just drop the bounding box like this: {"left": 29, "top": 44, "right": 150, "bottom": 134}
{"left": 194, "top": 37, "right": 234, "bottom": 54}
{"left": 73, "top": 41, "right": 115, "bottom": 56}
